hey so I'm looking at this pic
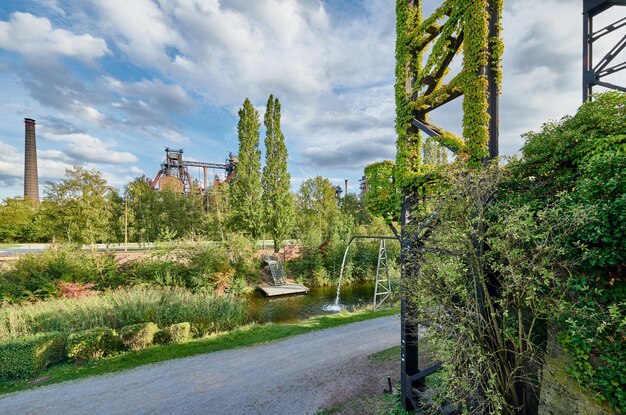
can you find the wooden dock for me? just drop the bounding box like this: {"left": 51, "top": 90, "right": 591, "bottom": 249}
{"left": 258, "top": 284, "right": 309, "bottom": 297}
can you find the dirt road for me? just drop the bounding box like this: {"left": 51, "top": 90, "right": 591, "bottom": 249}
{"left": 0, "top": 315, "right": 400, "bottom": 415}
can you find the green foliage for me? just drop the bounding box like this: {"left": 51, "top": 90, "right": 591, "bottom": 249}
{"left": 0, "top": 247, "right": 120, "bottom": 302}
{"left": 67, "top": 327, "right": 122, "bottom": 363}
{"left": 230, "top": 98, "right": 263, "bottom": 239}
{"left": 363, "top": 161, "right": 402, "bottom": 223}
{"left": 262, "top": 95, "right": 295, "bottom": 253}
{"left": 395, "top": 0, "right": 504, "bottom": 176}
{"left": 0, "top": 332, "right": 66, "bottom": 380}
{"left": 507, "top": 92, "right": 626, "bottom": 411}
{"left": 43, "top": 166, "right": 113, "bottom": 245}
{"left": 119, "top": 322, "right": 159, "bottom": 351}
{"left": 288, "top": 217, "right": 398, "bottom": 287}
{"left": 0, "top": 307, "right": 398, "bottom": 395}
{"left": 153, "top": 329, "right": 172, "bottom": 345}
{"left": 0, "top": 286, "right": 247, "bottom": 341}
{"left": 394, "top": 0, "right": 422, "bottom": 189}
{"left": 296, "top": 176, "right": 347, "bottom": 248}
{"left": 152, "top": 322, "right": 192, "bottom": 346}
{"left": 125, "top": 178, "right": 205, "bottom": 243}
{"left": 407, "top": 165, "right": 573, "bottom": 414}
{"left": 167, "top": 322, "right": 191, "bottom": 344}
{"left": 0, "top": 198, "right": 39, "bottom": 242}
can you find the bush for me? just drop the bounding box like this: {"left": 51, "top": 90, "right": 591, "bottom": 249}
{"left": 167, "top": 322, "right": 191, "bottom": 344}
{"left": 0, "top": 286, "right": 248, "bottom": 341}
{"left": 0, "top": 247, "right": 120, "bottom": 302}
{"left": 67, "top": 327, "right": 122, "bottom": 362}
{"left": 119, "top": 322, "right": 159, "bottom": 351}
{"left": 0, "top": 332, "right": 66, "bottom": 379}
{"left": 154, "top": 322, "right": 191, "bottom": 345}
{"left": 153, "top": 330, "right": 172, "bottom": 345}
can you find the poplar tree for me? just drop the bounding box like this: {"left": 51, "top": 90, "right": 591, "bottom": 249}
{"left": 262, "top": 95, "right": 294, "bottom": 253}
{"left": 230, "top": 98, "right": 263, "bottom": 238}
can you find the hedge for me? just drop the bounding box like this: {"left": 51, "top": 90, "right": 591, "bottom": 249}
{"left": 67, "top": 327, "right": 122, "bottom": 362}
{"left": 0, "top": 332, "right": 66, "bottom": 379}
{"left": 119, "top": 322, "right": 159, "bottom": 351}
{"left": 154, "top": 322, "right": 191, "bottom": 345}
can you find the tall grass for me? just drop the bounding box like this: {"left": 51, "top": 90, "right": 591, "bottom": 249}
{"left": 0, "top": 286, "right": 247, "bottom": 341}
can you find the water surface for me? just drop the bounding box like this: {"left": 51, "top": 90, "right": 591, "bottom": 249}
{"left": 247, "top": 282, "right": 385, "bottom": 323}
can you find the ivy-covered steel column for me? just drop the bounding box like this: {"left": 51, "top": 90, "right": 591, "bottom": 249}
{"left": 396, "top": 0, "right": 503, "bottom": 410}
{"left": 395, "top": 0, "right": 422, "bottom": 411}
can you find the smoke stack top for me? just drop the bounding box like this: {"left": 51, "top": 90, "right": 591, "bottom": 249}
{"left": 24, "top": 118, "right": 39, "bottom": 202}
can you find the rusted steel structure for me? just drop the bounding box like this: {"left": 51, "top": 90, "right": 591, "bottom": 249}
{"left": 151, "top": 148, "right": 237, "bottom": 193}
{"left": 583, "top": 0, "right": 626, "bottom": 101}
{"left": 23, "top": 118, "right": 39, "bottom": 202}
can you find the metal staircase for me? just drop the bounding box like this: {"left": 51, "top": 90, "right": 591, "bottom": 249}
{"left": 373, "top": 239, "right": 393, "bottom": 310}
{"left": 263, "top": 254, "right": 287, "bottom": 286}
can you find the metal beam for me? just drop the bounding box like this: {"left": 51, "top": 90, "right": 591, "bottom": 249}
{"left": 410, "top": 118, "right": 442, "bottom": 138}
{"left": 599, "top": 60, "right": 626, "bottom": 76}
{"left": 583, "top": 1, "right": 626, "bottom": 101}
{"left": 593, "top": 33, "right": 626, "bottom": 73}
{"left": 591, "top": 16, "right": 626, "bottom": 40}
{"left": 584, "top": 0, "right": 626, "bottom": 15}
{"left": 595, "top": 79, "right": 626, "bottom": 92}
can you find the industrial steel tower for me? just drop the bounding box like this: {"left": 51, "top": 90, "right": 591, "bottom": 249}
{"left": 23, "top": 118, "right": 39, "bottom": 202}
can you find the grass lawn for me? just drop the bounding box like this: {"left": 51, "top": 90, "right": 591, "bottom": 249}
{"left": 0, "top": 306, "right": 399, "bottom": 396}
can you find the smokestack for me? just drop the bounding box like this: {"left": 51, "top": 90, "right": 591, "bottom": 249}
{"left": 344, "top": 179, "right": 348, "bottom": 198}
{"left": 24, "top": 118, "right": 39, "bottom": 202}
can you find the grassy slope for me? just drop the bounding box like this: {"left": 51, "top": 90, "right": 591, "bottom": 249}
{"left": 0, "top": 307, "right": 399, "bottom": 396}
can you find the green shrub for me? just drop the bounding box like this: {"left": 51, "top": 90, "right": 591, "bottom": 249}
{"left": 167, "top": 322, "right": 191, "bottom": 344}
{"left": 312, "top": 266, "right": 331, "bottom": 286}
{"left": 153, "top": 330, "right": 173, "bottom": 345}
{"left": 153, "top": 322, "right": 191, "bottom": 345}
{"left": 0, "top": 332, "right": 66, "bottom": 379}
{"left": 0, "top": 247, "right": 121, "bottom": 302}
{"left": 119, "top": 322, "right": 159, "bottom": 351}
{"left": 67, "top": 327, "right": 122, "bottom": 362}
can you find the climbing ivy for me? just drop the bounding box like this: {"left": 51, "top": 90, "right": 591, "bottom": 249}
{"left": 395, "top": 0, "right": 504, "bottom": 178}
{"left": 394, "top": 0, "right": 423, "bottom": 190}
{"left": 363, "top": 161, "right": 402, "bottom": 224}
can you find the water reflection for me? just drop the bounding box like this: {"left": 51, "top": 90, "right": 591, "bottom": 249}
{"left": 247, "top": 282, "right": 377, "bottom": 323}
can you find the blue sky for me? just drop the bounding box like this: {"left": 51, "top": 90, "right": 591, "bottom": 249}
{"left": 0, "top": 0, "right": 624, "bottom": 199}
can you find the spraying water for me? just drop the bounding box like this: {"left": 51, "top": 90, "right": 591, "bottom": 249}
{"left": 322, "top": 235, "right": 399, "bottom": 313}
{"left": 322, "top": 239, "right": 354, "bottom": 312}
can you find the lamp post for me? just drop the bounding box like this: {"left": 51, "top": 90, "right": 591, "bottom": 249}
{"left": 124, "top": 190, "right": 128, "bottom": 252}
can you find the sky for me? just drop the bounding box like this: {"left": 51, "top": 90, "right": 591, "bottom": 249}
{"left": 0, "top": 0, "right": 624, "bottom": 199}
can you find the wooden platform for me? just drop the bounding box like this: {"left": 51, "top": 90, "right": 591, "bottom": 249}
{"left": 258, "top": 284, "right": 309, "bottom": 297}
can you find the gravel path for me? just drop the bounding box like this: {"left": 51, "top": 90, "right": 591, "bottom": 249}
{"left": 0, "top": 315, "right": 400, "bottom": 415}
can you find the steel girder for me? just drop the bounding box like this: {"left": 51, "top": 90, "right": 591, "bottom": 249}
{"left": 583, "top": 0, "right": 626, "bottom": 101}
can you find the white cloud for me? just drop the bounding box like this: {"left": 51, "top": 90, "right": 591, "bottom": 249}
{"left": 0, "top": 12, "right": 110, "bottom": 61}
{"left": 105, "top": 77, "right": 196, "bottom": 116}
{"left": 40, "top": 130, "right": 138, "bottom": 165}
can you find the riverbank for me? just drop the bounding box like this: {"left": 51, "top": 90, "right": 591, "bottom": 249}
{"left": 0, "top": 306, "right": 399, "bottom": 396}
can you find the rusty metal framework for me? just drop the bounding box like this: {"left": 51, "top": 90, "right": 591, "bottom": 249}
{"left": 151, "top": 148, "right": 237, "bottom": 193}
{"left": 583, "top": 0, "right": 626, "bottom": 101}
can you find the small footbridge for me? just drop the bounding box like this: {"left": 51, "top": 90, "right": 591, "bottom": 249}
{"left": 259, "top": 254, "right": 309, "bottom": 297}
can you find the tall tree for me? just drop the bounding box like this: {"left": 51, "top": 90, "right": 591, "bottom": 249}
{"left": 296, "top": 176, "right": 341, "bottom": 247}
{"left": 44, "top": 166, "right": 110, "bottom": 246}
{"left": 230, "top": 98, "right": 263, "bottom": 238}
{"left": 0, "top": 197, "right": 39, "bottom": 242}
{"left": 262, "top": 95, "right": 295, "bottom": 253}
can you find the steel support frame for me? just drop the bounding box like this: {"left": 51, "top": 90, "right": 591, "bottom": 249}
{"left": 583, "top": 0, "right": 626, "bottom": 102}
{"left": 400, "top": 0, "right": 500, "bottom": 411}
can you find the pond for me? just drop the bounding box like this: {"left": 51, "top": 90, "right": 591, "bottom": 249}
{"left": 247, "top": 281, "right": 388, "bottom": 323}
